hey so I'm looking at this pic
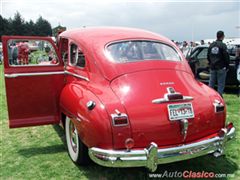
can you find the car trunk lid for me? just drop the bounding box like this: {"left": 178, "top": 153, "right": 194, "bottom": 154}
{"left": 110, "top": 69, "right": 224, "bottom": 148}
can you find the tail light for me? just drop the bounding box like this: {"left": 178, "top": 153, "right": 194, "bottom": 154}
{"left": 213, "top": 100, "right": 225, "bottom": 113}
{"left": 111, "top": 112, "right": 129, "bottom": 126}
{"left": 226, "top": 122, "right": 233, "bottom": 132}
{"left": 218, "top": 128, "right": 227, "bottom": 138}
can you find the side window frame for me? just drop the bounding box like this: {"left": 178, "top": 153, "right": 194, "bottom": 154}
{"left": 69, "top": 42, "right": 86, "bottom": 69}
{"left": 58, "top": 37, "right": 69, "bottom": 64}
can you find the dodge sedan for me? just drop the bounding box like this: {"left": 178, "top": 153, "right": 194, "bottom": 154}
{"left": 2, "top": 27, "right": 235, "bottom": 172}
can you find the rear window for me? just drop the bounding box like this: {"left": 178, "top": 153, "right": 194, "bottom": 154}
{"left": 106, "top": 40, "right": 181, "bottom": 63}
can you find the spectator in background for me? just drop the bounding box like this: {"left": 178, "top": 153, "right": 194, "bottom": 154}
{"left": 207, "top": 30, "right": 230, "bottom": 97}
{"left": 201, "top": 40, "right": 205, "bottom": 45}
{"left": 18, "top": 42, "right": 29, "bottom": 65}
{"left": 180, "top": 41, "right": 188, "bottom": 56}
{"left": 175, "top": 41, "right": 180, "bottom": 47}
{"left": 190, "top": 41, "right": 196, "bottom": 48}
{"left": 11, "top": 43, "right": 18, "bottom": 65}
{"left": 182, "top": 41, "right": 188, "bottom": 48}
{"left": 8, "top": 44, "right": 13, "bottom": 65}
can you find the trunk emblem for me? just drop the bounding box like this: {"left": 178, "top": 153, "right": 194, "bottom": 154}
{"left": 180, "top": 119, "right": 189, "bottom": 141}
{"left": 160, "top": 82, "right": 174, "bottom": 86}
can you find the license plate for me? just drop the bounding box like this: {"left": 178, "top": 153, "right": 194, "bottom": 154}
{"left": 168, "top": 103, "right": 194, "bottom": 121}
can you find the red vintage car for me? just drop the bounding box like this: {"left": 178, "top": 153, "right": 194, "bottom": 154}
{"left": 2, "top": 27, "right": 235, "bottom": 172}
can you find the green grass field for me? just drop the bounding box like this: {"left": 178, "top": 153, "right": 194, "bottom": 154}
{"left": 0, "top": 65, "right": 239, "bottom": 180}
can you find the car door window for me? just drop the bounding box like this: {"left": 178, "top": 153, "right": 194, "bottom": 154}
{"left": 197, "top": 48, "right": 208, "bottom": 59}
{"left": 190, "top": 48, "right": 200, "bottom": 59}
{"left": 70, "top": 43, "right": 85, "bottom": 68}
{"left": 7, "top": 39, "right": 58, "bottom": 66}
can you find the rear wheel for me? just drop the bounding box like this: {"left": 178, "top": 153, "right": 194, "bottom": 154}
{"left": 65, "top": 117, "right": 89, "bottom": 165}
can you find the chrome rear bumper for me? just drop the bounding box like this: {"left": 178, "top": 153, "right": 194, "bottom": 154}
{"left": 89, "top": 126, "right": 235, "bottom": 172}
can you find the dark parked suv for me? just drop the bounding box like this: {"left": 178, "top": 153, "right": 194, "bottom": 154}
{"left": 186, "top": 45, "right": 238, "bottom": 86}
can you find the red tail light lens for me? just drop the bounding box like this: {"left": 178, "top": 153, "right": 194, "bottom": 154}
{"left": 111, "top": 113, "right": 129, "bottom": 126}
{"left": 114, "top": 116, "right": 128, "bottom": 125}
{"left": 218, "top": 128, "right": 227, "bottom": 138}
{"left": 213, "top": 99, "right": 224, "bottom": 113}
{"left": 226, "top": 122, "right": 233, "bottom": 131}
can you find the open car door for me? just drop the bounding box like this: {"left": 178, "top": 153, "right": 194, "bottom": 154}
{"left": 2, "top": 36, "right": 64, "bottom": 128}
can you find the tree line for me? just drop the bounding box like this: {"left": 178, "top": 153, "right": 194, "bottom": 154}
{"left": 0, "top": 12, "right": 52, "bottom": 41}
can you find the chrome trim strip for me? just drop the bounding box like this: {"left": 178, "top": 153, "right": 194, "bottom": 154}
{"left": 152, "top": 87, "right": 194, "bottom": 104}
{"left": 5, "top": 71, "right": 90, "bottom": 81}
{"left": 64, "top": 71, "right": 89, "bottom": 81}
{"left": 5, "top": 71, "right": 65, "bottom": 78}
{"left": 89, "top": 126, "right": 235, "bottom": 172}
{"left": 9, "top": 63, "right": 60, "bottom": 67}
{"left": 152, "top": 96, "right": 193, "bottom": 104}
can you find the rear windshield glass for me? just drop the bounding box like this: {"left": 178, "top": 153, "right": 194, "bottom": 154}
{"left": 106, "top": 40, "right": 181, "bottom": 63}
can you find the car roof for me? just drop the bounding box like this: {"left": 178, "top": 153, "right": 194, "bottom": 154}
{"left": 59, "top": 27, "right": 174, "bottom": 45}
{"left": 59, "top": 27, "right": 186, "bottom": 80}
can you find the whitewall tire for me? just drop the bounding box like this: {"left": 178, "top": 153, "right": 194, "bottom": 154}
{"left": 65, "top": 116, "right": 89, "bottom": 165}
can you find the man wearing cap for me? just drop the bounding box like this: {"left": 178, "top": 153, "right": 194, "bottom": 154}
{"left": 207, "top": 30, "right": 230, "bottom": 97}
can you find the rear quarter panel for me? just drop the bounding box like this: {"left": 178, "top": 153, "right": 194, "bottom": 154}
{"left": 60, "top": 82, "right": 113, "bottom": 149}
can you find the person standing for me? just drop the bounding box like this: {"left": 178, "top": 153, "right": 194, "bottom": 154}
{"left": 11, "top": 43, "right": 18, "bottom": 65}
{"left": 8, "top": 44, "right": 13, "bottom": 65}
{"left": 207, "top": 30, "right": 230, "bottom": 97}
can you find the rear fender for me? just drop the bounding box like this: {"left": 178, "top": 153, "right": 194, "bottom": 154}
{"left": 60, "top": 83, "right": 113, "bottom": 149}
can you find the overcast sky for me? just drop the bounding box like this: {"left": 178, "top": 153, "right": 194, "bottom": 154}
{"left": 1, "top": 0, "right": 239, "bottom": 41}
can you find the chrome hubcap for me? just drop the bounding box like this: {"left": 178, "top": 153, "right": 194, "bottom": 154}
{"left": 69, "top": 121, "right": 77, "bottom": 153}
